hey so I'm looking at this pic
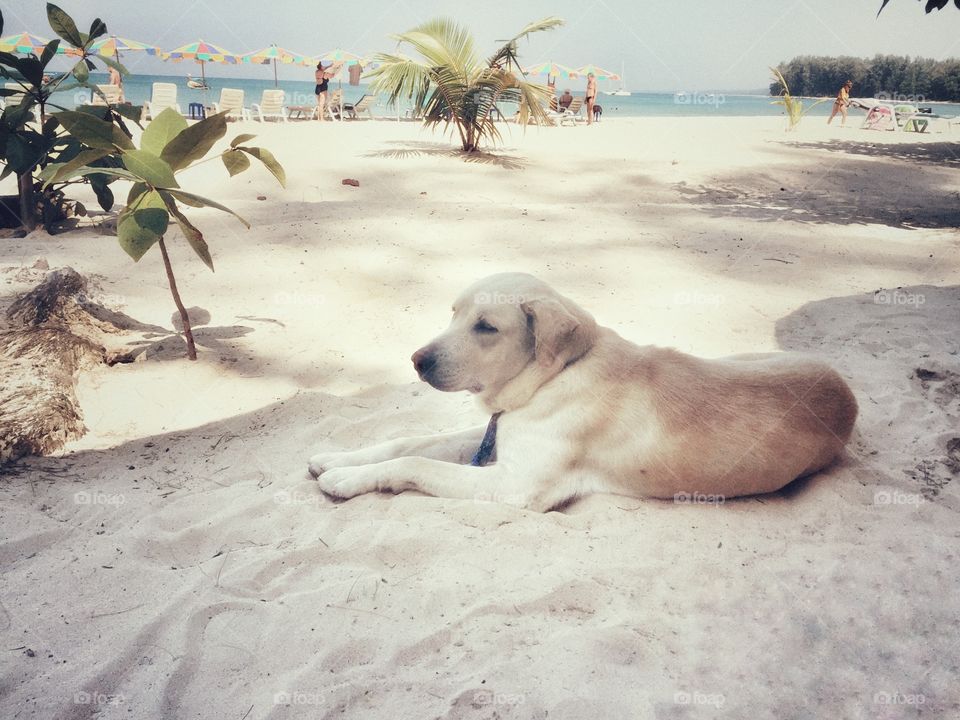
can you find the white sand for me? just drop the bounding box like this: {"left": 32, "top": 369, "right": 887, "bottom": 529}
{"left": 1, "top": 116, "right": 959, "bottom": 719}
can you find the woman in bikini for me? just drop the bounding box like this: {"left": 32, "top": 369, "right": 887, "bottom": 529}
{"left": 827, "top": 80, "right": 853, "bottom": 126}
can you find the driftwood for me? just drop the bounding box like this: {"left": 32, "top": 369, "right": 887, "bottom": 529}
{"left": 0, "top": 268, "right": 136, "bottom": 465}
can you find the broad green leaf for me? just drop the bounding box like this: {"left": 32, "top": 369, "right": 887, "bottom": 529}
{"left": 72, "top": 58, "right": 88, "bottom": 83}
{"left": 239, "top": 146, "right": 286, "bottom": 187}
{"left": 39, "top": 148, "right": 109, "bottom": 185}
{"left": 91, "top": 179, "right": 114, "bottom": 211}
{"left": 117, "top": 190, "right": 168, "bottom": 261}
{"left": 98, "top": 54, "right": 128, "bottom": 76}
{"left": 114, "top": 103, "right": 144, "bottom": 125}
{"left": 52, "top": 165, "right": 140, "bottom": 182}
{"left": 16, "top": 56, "right": 43, "bottom": 86}
{"left": 229, "top": 133, "right": 256, "bottom": 148}
{"left": 88, "top": 18, "right": 107, "bottom": 42}
{"left": 127, "top": 181, "right": 149, "bottom": 206}
{"left": 221, "top": 148, "right": 250, "bottom": 177}
{"left": 55, "top": 110, "right": 134, "bottom": 151}
{"left": 165, "top": 189, "right": 250, "bottom": 228}
{"left": 40, "top": 39, "right": 60, "bottom": 67}
{"left": 5, "top": 135, "right": 36, "bottom": 174}
{"left": 159, "top": 191, "right": 214, "bottom": 271}
{"left": 160, "top": 111, "right": 228, "bottom": 171}
{"left": 47, "top": 3, "right": 84, "bottom": 47}
{"left": 122, "top": 149, "right": 178, "bottom": 188}
{"left": 141, "top": 108, "right": 188, "bottom": 156}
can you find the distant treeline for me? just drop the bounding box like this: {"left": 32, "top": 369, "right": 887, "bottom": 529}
{"left": 770, "top": 55, "right": 960, "bottom": 102}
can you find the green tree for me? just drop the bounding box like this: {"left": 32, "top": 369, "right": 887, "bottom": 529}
{"left": 367, "top": 16, "right": 562, "bottom": 153}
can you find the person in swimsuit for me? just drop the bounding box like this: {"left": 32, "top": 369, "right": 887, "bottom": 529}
{"left": 585, "top": 73, "right": 597, "bottom": 125}
{"left": 315, "top": 62, "right": 333, "bottom": 121}
{"left": 827, "top": 80, "right": 853, "bottom": 126}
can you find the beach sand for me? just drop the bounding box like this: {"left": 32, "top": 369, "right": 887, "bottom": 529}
{"left": 1, "top": 116, "right": 959, "bottom": 719}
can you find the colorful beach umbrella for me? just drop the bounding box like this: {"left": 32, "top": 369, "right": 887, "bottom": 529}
{"left": 523, "top": 61, "right": 580, "bottom": 81}
{"left": 164, "top": 39, "right": 241, "bottom": 88}
{"left": 89, "top": 35, "right": 160, "bottom": 61}
{"left": 575, "top": 64, "right": 620, "bottom": 81}
{"left": 316, "top": 48, "right": 364, "bottom": 66}
{"left": 241, "top": 44, "right": 313, "bottom": 87}
{"left": 0, "top": 31, "right": 80, "bottom": 56}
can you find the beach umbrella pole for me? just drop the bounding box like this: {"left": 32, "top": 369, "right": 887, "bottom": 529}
{"left": 273, "top": 58, "right": 278, "bottom": 87}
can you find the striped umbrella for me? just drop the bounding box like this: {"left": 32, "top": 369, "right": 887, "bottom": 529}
{"left": 241, "top": 44, "right": 313, "bottom": 87}
{"left": 523, "top": 60, "right": 580, "bottom": 82}
{"left": 90, "top": 36, "right": 160, "bottom": 61}
{"left": 575, "top": 64, "right": 620, "bottom": 81}
{"left": 164, "top": 39, "right": 241, "bottom": 88}
{"left": 0, "top": 31, "right": 80, "bottom": 56}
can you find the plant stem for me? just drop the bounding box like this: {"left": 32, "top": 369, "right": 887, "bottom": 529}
{"left": 17, "top": 173, "right": 37, "bottom": 231}
{"left": 158, "top": 237, "right": 197, "bottom": 361}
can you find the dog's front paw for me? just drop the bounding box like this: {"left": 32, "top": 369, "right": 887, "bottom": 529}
{"left": 316, "top": 465, "right": 380, "bottom": 500}
{"left": 308, "top": 451, "right": 360, "bottom": 478}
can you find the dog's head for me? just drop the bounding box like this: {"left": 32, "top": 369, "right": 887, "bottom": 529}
{"left": 411, "top": 273, "right": 597, "bottom": 406}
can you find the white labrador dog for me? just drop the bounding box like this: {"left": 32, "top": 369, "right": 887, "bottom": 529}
{"left": 309, "top": 273, "right": 857, "bottom": 511}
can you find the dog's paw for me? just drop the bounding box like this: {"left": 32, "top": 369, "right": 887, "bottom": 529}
{"left": 308, "top": 451, "right": 360, "bottom": 478}
{"left": 316, "top": 465, "right": 379, "bottom": 500}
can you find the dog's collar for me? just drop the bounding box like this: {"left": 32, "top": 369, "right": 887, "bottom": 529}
{"left": 470, "top": 412, "right": 503, "bottom": 466}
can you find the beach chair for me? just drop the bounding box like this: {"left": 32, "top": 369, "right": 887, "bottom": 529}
{"left": 143, "top": 83, "right": 182, "bottom": 120}
{"left": 250, "top": 89, "right": 288, "bottom": 122}
{"left": 342, "top": 93, "right": 376, "bottom": 120}
{"left": 86, "top": 84, "right": 122, "bottom": 106}
{"left": 213, "top": 88, "right": 250, "bottom": 120}
{"left": 325, "top": 89, "right": 343, "bottom": 121}
{"left": 559, "top": 97, "right": 584, "bottom": 125}
{"left": 861, "top": 105, "right": 895, "bottom": 132}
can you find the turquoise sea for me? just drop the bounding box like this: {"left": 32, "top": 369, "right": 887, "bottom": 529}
{"left": 50, "top": 73, "right": 960, "bottom": 119}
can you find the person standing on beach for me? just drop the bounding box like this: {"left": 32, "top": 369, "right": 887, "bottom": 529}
{"left": 315, "top": 62, "right": 340, "bottom": 121}
{"left": 827, "top": 80, "right": 853, "bottom": 126}
{"left": 585, "top": 73, "right": 597, "bottom": 125}
{"left": 108, "top": 65, "right": 123, "bottom": 101}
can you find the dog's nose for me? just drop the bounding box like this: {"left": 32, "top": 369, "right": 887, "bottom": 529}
{"left": 411, "top": 347, "right": 437, "bottom": 377}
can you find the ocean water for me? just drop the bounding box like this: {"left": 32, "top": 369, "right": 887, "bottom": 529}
{"left": 48, "top": 73, "right": 960, "bottom": 119}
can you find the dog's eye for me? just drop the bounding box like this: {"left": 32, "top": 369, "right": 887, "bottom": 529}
{"left": 473, "top": 320, "right": 498, "bottom": 334}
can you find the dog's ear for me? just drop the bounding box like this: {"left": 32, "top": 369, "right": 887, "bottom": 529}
{"left": 521, "top": 297, "right": 596, "bottom": 369}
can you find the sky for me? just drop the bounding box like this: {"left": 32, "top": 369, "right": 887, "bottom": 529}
{"left": 4, "top": 0, "right": 960, "bottom": 91}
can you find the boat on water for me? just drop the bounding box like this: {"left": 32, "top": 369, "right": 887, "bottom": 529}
{"left": 606, "top": 61, "right": 631, "bottom": 97}
{"left": 186, "top": 75, "right": 209, "bottom": 90}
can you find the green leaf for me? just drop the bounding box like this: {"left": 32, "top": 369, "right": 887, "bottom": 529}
{"left": 160, "top": 111, "right": 228, "bottom": 171}
{"left": 40, "top": 39, "right": 60, "bottom": 67}
{"left": 5, "top": 135, "right": 37, "bottom": 174}
{"left": 16, "top": 56, "right": 43, "bottom": 86}
{"left": 122, "top": 149, "right": 178, "bottom": 188}
{"left": 91, "top": 179, "right": 114, "bottom": 211}
{"left": 97, "top": 54, "right": 128, "bottom": 76}
{"left": 39, "top": 148, "right": 109, "bottom": 185}
{"left": 229, "top": 133, "right": 257, "bottom": 148}
{"left": 52, "top": 165, "right": 140, "bottom": 183}
{"left": 238, "top": 146, "right": 286, "bottom": 187}
{"left": 159, "top": 190, "right": 214, "bottom": 271}
{"left": 55, "top": 110, "right": 134, "bottom": 150}
{"left": 72, "top": 58, "right": 89, "bottom": 84}
{"left": 88, "top": 18, "right": 107, "bottom": 42}
{"left": 127, "top": 182, "right": 149, "bottom": 206}
{"left": 117, "top": 190, "right": 168, "bottom": 261}
{"left": 47, "top": 3, "right": 84, "bottom": 47}
{"left": 141, "top": 108, "right": 188, "bottom": 156}
{"left": 221, "top": 148, "right": 250, "bottom": 177}
{"left": 165, "top": 189, "right": 250, "bottom": 228}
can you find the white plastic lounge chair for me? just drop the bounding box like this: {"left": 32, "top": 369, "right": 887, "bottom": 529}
{"left": 342, "top": 93, "right": 376, "bottom": 120}
{"left": 559, "top": 97, "right": 584, "bottom": 125}
{"left": 325, "top": 89, "right": 343, "bottom": 121}
{"left": 213, "top": 88, "right": 250, "bottom": 120}
{"left": 143, "top": 82, "right": 181, "bottom": 120}
{"left": 250, "top": 89, "right": 288, "bottom": 122}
